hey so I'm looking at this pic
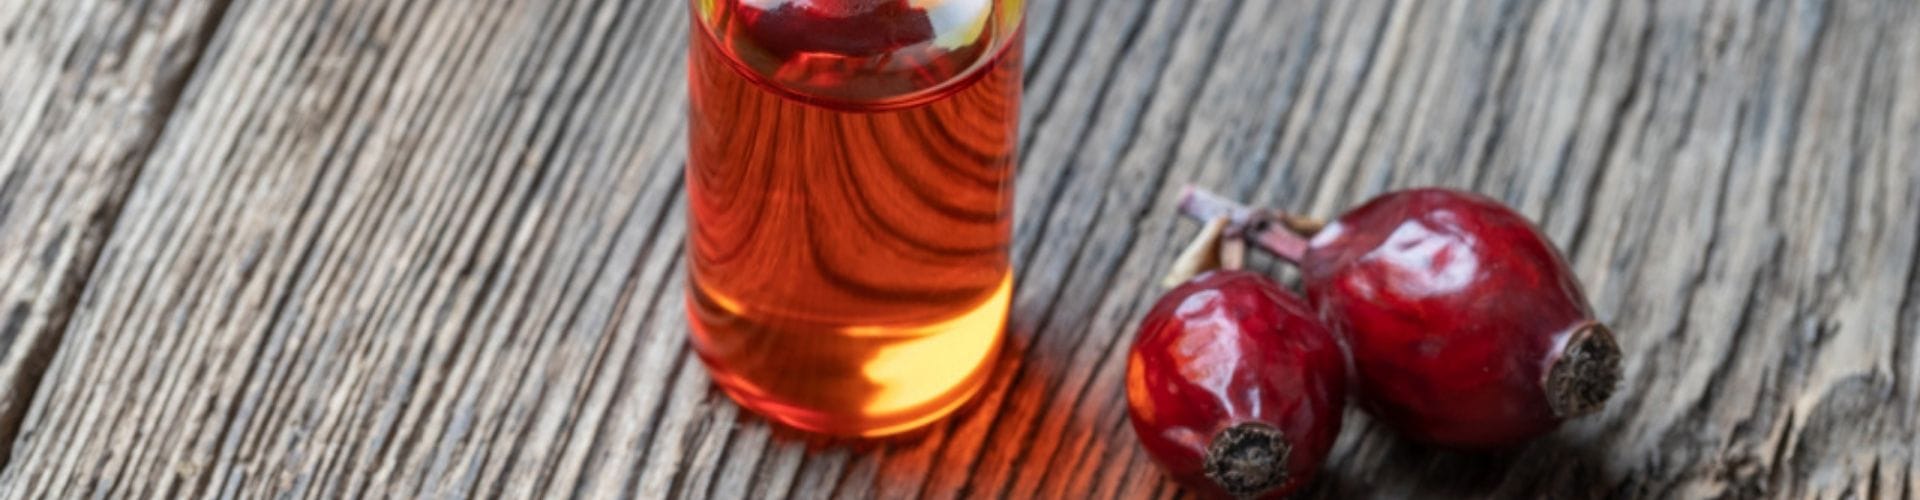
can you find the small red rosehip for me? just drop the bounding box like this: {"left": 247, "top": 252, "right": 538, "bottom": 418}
{"left": 1127, "top": 270, "right": 1346, "bottom": 499}
{"left": 1298, "top": 189, "right": 1620, "bottom": 449}
{"left": 1178, "top": 186, "right": 1624, "bottom": 450}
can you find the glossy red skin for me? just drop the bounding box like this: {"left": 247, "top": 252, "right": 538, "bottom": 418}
{"left": 1301, "top": 189, "right": 1596, "bottom": 449}
{"left": 737, "top": 0, "right": 935, "bottom": 58}
{"left": 1127, "top": 271, "right": 1346, "bottom": 499}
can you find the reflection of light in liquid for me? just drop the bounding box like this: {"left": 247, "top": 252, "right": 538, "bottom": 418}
{"left": 851, "top": 273, "right": 1010, "bottom": 415}
{"left": 917, "top": 0, "right": 991, "bottom": 49}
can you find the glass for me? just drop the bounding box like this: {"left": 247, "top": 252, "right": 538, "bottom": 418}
{"left": 685, "top": 0, "right": 1023, "bottom": 437}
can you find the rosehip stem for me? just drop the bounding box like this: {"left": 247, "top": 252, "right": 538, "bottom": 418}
{"left": 1162, "top": 217, "right": 1231, "bottom": 287}
{"left": 1176, "top": 187, "right": 1264, "bottom": 229}
{"left": 1176, "top": 186, "right": 1324, "bottom": 265}
{"left": 1247, "top": 221, "right": 1310, "bottom": 265}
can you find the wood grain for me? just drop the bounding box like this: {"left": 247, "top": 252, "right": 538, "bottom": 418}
{"left": 0, "top": 0, "right": 229, "bottom": 465}
{"left": 0, "top": 0, "right": 1915, "bottom": 498}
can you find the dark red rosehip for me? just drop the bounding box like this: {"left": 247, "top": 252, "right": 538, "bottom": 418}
{"left": 1127, "top": 270, "right": 1346, "bottom": 499}
{"left": 1299, "top": 188, "right": 1620, "bottom": 449}
{"left": 735, "top": 0, "right": 936, "bottom": 58}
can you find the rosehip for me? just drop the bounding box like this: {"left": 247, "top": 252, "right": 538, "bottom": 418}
{"left": 1127, "top": 270, "right": 1346, "bottom": 499}
{"left": 736, "top": 0, "right": 936, "bottom": 58}
{"left": 1299, "top": 189, "right": 1620, "bottom": 449}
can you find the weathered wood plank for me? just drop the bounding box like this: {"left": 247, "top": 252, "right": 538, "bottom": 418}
{"left": 0, "top": 0, "right": 1914, "bottom": 498}
{"left": 0, "top": 0, "right": 696, "bottom": 497}
{"left": 0, "top": 0, "right": 230, "bottom": 468}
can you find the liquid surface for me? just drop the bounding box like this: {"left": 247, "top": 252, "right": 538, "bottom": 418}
{"left": 695, "top": 0, "right": 1020, "bottom": 109}
{"left": 686, "top": 0, "right": 1021, "bottom": 437}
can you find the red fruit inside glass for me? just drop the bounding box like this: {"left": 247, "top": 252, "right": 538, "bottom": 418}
{"left": 1300, "top": 189, "right": 1620, "bottom": 449}
{"left": 1127, "top": 270, "right": 1346, "bottom": 498}
{"left": 704, "top": 0, "right": 1012, "bottom": 109}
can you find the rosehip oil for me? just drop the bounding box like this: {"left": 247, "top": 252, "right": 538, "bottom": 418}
{"left": 685, "top": 0, "right": 1023, "bottom": 437}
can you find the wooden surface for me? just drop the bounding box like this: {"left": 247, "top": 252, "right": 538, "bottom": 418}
{"left": 0, "top": 0, "right": 1916, "bottom": 497}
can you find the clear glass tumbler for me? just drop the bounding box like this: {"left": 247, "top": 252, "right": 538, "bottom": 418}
{"left": 685, "top": 0, "right": 1023, "bottom": 437}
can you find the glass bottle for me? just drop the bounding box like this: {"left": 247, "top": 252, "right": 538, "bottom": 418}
{"left": 685, "top": 0, "right": 1023, "bottom": 437}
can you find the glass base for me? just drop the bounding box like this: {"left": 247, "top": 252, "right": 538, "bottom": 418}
{"left": 687, "top": 276, "right": 1010, "bottom": 438}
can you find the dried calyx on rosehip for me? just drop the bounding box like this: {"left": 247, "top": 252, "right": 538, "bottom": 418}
{"left": 1180, "top": 186, "right": 1623, "bottom": 450}
{"left": 1127, "top": 221, "right": 1345, "bottom": 499}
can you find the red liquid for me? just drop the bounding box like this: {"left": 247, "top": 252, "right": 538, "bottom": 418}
{"left": 686, "top": 0, "right": 1022, "bottom": 437}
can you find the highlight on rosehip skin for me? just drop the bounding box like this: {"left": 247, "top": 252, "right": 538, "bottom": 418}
{"left": 1179, "top": 186, "right": 1624, "bottom": 450}
{"left": 1126, "top": 270, "right": 1346, "bottom": 499}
